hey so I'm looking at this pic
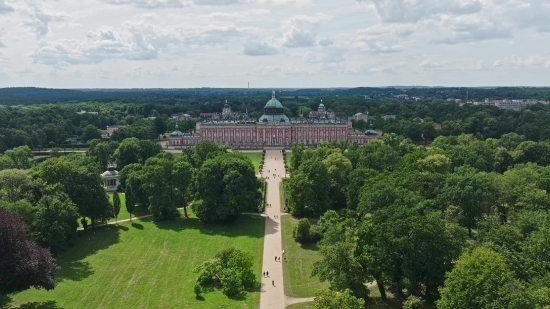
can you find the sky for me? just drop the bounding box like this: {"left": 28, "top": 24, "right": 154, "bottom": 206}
{"left": 0, "top": 0, "right": 549, "bottom": 88}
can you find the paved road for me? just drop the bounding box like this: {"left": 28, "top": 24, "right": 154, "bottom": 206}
{"left": 259, "top": 150, "right": 286, "bottom": 309}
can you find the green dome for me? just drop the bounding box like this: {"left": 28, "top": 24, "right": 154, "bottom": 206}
{"left": 259, "top": 114, "right": 290, "bottom": 123}
{"left": 170, "top": 130, "right": 184, "bottom": 137}
{"left": 265, "top": 98, "right": 284, "bottom": 109}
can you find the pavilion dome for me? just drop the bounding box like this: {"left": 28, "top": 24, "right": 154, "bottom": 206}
{"left": 319, "top": 103, "right": 325, "bottom": 109}
{"left": 101, "top": 169, "right": 118, "bottom": 177}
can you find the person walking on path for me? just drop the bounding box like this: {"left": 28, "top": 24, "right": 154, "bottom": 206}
{"left": 272, "top": 280, "right": 275, "bottom": 286}
{"left": 263, "top": 271, "right": 265, "bottom": 277}
{"left": 266, "top": 271, "right": 269, "bottom": 277}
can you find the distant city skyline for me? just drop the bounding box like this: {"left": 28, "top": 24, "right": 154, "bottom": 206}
{"left": 0, "top": 0, "right": 549, "bottom": 88}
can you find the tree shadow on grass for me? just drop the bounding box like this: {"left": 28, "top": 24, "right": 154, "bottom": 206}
{"left": 55, "top": 260, "right": 94, "bottom": 283}
{"left": 131, "top": 222, "right": 144, "bottom": 230}
{"left": 299, "top": 242, "right": 320, "bottom": 252}
{"left": 54, "top": 225, "right": 121, "bottom": 282}
{"left": 195, "top": 295, "right": 205, "bottom": 301}
{"left": 132, "top": 205, "right": 151, "bottom": 218}
{"left": 365, "top": 297, "right": 403, "bottom": 309}
{"left": 11, "top": 301, "right": 63, "bottom": 309}
{"left": 153, "top": 215, "right": 264, "bottom": 239}
{"left": 0, "top": 295, "right": 12, "bottom": 309}
{"left": 227, "top": 292, "right": 247, "bottom": 301}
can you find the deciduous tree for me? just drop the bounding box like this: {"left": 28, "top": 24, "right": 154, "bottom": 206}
{"left": 33, "top": 191, "right": 79, "bottom": 254}
{"left": 113, "top": 192, "right": 121, "bottom": 224}
{"left": 438, "top": 247, "right": 516, "bottom": 309}
{"left": 194, "top": 153, "right": 260, "bottom": 223}
{"left": 0, "top": 209, "right": 57, "bottom": 295}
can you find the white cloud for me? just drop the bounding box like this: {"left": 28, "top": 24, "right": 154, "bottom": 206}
{"left": 511, "top": 55, "right": 550, "bottom": 68}
{"left": 21, "top": 2, "right": 68, "bottom": 38}
{"left": 302, "top": 50, "right": 344, "bottom": 63}
{"left": 360, "top": 0, "right": 482, "bottom": 23}
{"left": 100, "top": 0, "right": 311, "bottom": 8}
{"left": 280, "top": 14, "right": 332, "bottom": 48}
{"left": 281, "top": 27, "right": 316, "bottom": 47}
{"left": 419, "top": 59, "right": 442, "bottom": 68}
{"left": 100, "top": 0, "right": 186, "bottom": 8}
{"left": 0, "top": 0, "right": 14, "bottom": 14}
{"left": 243, "top": 40, "right": 279, "bottom": 56}
{"left": 429, "top": 15, "right": 511, "bottom": 44}
{"left": 31, "top": 20, "right": 258, "bottom": 65}
{"left": 0, "top": 0, "right": 549, "bottom": 87}
{"left": 30, "top": 28, "right": 158, "bottom": 65}
{"left": 318, "top": 38, "right": 333, "bottom": 46}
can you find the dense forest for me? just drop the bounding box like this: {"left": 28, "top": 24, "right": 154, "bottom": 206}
{"left": 2, "top": 89, "right": 550, "bottom": 152}
{"left": 285, "top": 134, "right": 550, "bottom": 308}
{"left": 2, "top": 87, "right": 550, "bottom": 105}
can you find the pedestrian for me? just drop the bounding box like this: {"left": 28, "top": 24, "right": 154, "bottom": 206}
{"left": 275, "top": 256, "right": 277, "bottom": 261}
{"left": 272, "top": 280, "right": 275, "bottom": 286}
{"left": 267, "top": 271, "right": 269, "bottom": 277}
{"left": 263, "top": 271, "right": 265, "bottom": 277}
{"left": 283, "top": 249, "right": 285, "bottom": 255}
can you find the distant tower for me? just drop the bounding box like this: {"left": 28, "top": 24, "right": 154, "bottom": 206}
{"left": 222, "top": 100, "right": 231, "bottom": 117}
{"left": 318, "top": 99, "right": 326, "bottom": 119}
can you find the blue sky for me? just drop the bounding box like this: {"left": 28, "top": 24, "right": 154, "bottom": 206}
{"left": 0, "top": 0, "right": 549, "bottom": 88}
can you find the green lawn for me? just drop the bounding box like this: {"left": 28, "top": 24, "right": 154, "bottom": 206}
{"left": 239, "top": 152, "right": 263, "bottom": 173}
{"left": 10, "top": 212, "right": 265, "bottom": 309}
{"left": 284, "top": 151, "right": 292, "bottom": 170}
{"left": 286, "top": 302, "right": 313, "bottom": 309}
{"left": 107, "top": 193, "right": 151, "bottom": 223}
{"left": 281, "top": 215, "right": 329, "bottom": 298}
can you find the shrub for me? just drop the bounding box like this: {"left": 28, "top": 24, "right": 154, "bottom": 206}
{"left": 309, "top": 224, "right": 323, "bottom": 242}
{"left": 194, "top": 247, "right": 256, "bottom": 298}
{"left": 403, "top": 295, "right": 423, "bottom": 309}
{"left": 293, "top": 218, "right": 311, "bottom": 243}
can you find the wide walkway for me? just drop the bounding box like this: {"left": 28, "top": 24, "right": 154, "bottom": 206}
{"left": 259, "top": 150, "right": 286, "bottom": 309}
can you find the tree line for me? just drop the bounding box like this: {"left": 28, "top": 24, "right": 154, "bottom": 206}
{"left": 4, "top": 92, "right": 550, "bottom": 153}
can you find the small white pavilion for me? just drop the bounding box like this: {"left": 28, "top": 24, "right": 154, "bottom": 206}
{"left": 101, "top": 166, "right": 120, "bottom": 192}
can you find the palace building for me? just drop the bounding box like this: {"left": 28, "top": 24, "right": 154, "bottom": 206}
{"left": 169, "top": 91, "right": 377, "bottom": 148}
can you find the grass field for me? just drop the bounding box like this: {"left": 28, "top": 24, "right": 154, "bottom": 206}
{"left": 9, "top": 212, "right": 265, "bottom": 309}
{"left": 286, "top": 302, "right": 313, "bottom": 309}
{"left": 239, "top": 152, "right": 263, "bottom": 173}
{"left": 281, "top": 215, "right": 329, "bottom": 298}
